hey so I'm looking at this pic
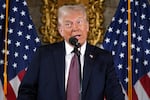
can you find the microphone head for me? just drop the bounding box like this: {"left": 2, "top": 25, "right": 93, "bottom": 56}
{"left": 69, "top": 37, "right": 81, "bottom": 48}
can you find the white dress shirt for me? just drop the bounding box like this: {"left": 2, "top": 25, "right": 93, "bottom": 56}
{"left": 65, "top": 41, "right": 86, "bottom": 90}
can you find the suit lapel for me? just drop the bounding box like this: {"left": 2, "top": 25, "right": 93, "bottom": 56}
{"left": 53, "top": 42, "right": 66, "bottom": 100}
{"left": 82, "top": 44, "right": 96, "bottom": 95}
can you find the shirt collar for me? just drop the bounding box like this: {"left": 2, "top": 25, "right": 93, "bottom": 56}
{"left": 65, "top": 40, "right": 86, "bottom": 55}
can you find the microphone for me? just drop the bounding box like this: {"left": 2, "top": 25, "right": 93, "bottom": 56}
{"left": 69, "top": 37, "right": 81, "bottom": 48}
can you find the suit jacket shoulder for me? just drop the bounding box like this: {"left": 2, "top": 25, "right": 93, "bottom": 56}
{"left": 37, "top": 41, "right": 65, "bottom": 54}
{"left": 86, "top": 44, "right": 113, "bottom": 62}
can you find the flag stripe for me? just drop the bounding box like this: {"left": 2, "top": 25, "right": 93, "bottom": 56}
{"left": 0, "top": 80, "right": 5, "bottom": 100}
{"left": 140, "top": 74, "right": 150, "bottom": 98}
{"left": 10, "top": 76, "right": 21, "bottom": 97}
{"left": 7, "top": 83, "right": 16, "bottom": 100}
{"left": 17, "top": 69, "right": 26, "bottom": 81}
{"left": 148, "top": 72, "right": 150, "bottom": 77}
{"left": 134, "top": 79, "right": 150, "bottom": 100}
{"left": 121, "top": 85, "right": 128, "bottom": 100}
{"left": 132, "top": 86, "right": 138, "bottom": 100}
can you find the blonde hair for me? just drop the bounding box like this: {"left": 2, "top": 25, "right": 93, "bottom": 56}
{"left": 57, "top": 4, "right": 87, "bottom": 26}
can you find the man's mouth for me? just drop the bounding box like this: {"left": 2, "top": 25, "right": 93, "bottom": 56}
{"left": 73, "top": 35, "right": 81, "bottom": 39}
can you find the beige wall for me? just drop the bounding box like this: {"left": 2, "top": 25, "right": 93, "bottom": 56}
{"left": 26, "top": 0, "right": 42, "bottom": 37}
{"left": 103, "top": 0, "right": 119, "bottom": 29}
{"left": 26, "top": 0, "right": 119, "bottom": 43}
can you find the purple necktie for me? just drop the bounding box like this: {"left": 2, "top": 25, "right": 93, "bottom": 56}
{"left": 67, "top": 53, "right": 80, "bottom": 100}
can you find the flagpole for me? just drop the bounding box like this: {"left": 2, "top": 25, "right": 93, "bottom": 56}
{"left": 127, "top": 0, "right": 132, "bottom": 100}
{"left": 4, "top": 0, "right": 9, "bottom": 96}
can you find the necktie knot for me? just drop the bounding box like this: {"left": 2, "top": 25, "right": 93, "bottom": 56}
{"left": 72, "top": 47, "right": 80, "bottom": 56}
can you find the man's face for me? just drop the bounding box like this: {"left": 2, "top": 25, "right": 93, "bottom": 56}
{"left": 58, "top": 11, "right": 89, "bottom": 46}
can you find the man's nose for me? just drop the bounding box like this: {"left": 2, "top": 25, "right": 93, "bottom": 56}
{"left": 72, "top": 23, "right": 79, "bottom": 29}
{"left": 72, "top": 25, "right": 79, "bottom": 32}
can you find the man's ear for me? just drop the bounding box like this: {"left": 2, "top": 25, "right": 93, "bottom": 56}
{"left": 87, "top": 22, "right": 89, "bottom": 32}
{"left": 58, "top": 26, "right": 64, "bottom": 36}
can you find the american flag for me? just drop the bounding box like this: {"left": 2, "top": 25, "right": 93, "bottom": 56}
{"left": 101, "top": 0, "right": 150, "bottom": 100}
{"left": 0, "top": 0, "right": 41, "bottom": 99}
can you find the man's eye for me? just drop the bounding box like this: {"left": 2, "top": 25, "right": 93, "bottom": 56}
{"left": 65, "top": 23, "right": 71, "bottom": 27}
{"left": 77, "top": 20, "right": 83, "bottom": 24}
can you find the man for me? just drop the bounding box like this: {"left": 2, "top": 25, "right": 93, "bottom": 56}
{"left": 17, "top": 4, "right": 125, "bottom": 100}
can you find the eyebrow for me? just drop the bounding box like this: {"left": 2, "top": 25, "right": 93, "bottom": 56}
{"left": 64, "top": 17, "right": 85, "bottom": 22}
{"left": 63, "top": 20, "right": 72, "bottom": 23}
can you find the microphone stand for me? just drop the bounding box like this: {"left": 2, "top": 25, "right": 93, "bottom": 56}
{"left": 74, "top": 47, "right": 82, "bottom": 100}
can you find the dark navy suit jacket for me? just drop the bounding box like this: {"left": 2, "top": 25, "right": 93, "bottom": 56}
{"left": 17, "top": 41, "right": 125, "bottom": 100}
